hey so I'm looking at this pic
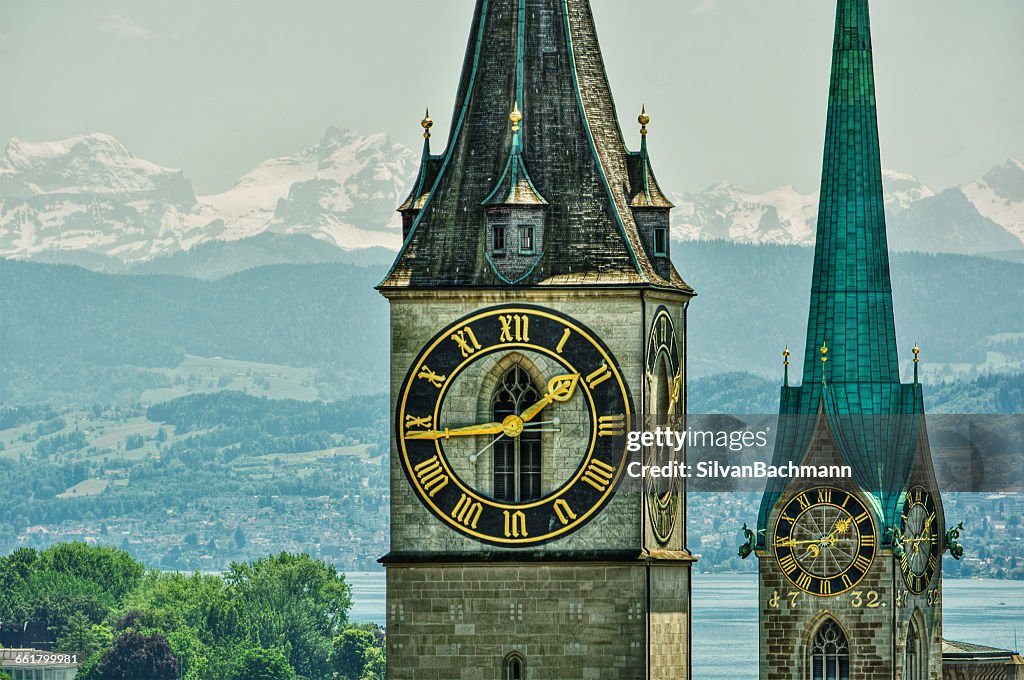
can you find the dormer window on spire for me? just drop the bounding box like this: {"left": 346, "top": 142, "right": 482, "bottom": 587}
{"left": 483, "top": 103, "right": 548, "bottom": 284}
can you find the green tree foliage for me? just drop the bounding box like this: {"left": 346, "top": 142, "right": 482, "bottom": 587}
{"left": 55, "top": 611, "right": 114, "bottom": 658}
{"left": 225, "top": 552, "right": 352, "bottom": 679}
{"left": 330, "top": 628, "right": 377, "bottom": 680}
{"left": 226, "top": 647, "right": 296, "bottom": 680}
{"left": 97, "top": 631, "right": 179, "bottom": 680}
{"left": 0, "top": 544, "right": 143, "bottom": 634}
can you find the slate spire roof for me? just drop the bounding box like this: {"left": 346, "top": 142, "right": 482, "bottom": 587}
{"left": 380, "top": 0, "right": 690, "bottom": 291}
{"left": 757, "top": 0, "right": 929, "bottom": 540}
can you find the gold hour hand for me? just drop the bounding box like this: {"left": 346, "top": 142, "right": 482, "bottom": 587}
{"left": 519, "top": 373, "right": 580, "bottom": 423}
{"left": 405, "top": 421, "right": 504, "bottom": 440}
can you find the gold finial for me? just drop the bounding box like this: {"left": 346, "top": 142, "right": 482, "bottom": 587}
{"left": 820, "top": 342, "right": 828, "bottom": 364}
{"left": 783, "top": 346, "right": 791, "bottom": 366}
{"left": 421, "top": 109, "right": 433, "bottom": 139}
{"left": 913, "top": 344, "right": 920, "bottom": 364}
{"left": 638, "top": 105, "right": 650, "bottom": 136}
{"left": 510, "top": 102, "right": 522, "bottom": 133}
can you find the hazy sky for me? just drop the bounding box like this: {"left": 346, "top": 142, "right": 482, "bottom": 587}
{"left": 1, "top": 1, "right": 1021, "bottom": 195}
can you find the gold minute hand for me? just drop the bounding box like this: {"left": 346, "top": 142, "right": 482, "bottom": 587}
{"left": 519, "top": 374, "right": 581, "bottom": 423}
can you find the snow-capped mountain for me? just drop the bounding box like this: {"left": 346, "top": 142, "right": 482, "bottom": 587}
{"left": 1, "top": 129, "right": 1021, "bottom": 267}
{"left": 0, "top": 129, "right": 415, "bottom": 264}
{"left": 672, "top": 163, "right": 1024, "bottom": 257}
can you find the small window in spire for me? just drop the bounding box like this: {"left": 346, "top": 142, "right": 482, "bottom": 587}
{"left": 493, "top": 226, "right": 506, "bottom": 255}
{"left": 654, "top": 226, "right": 668, "bottom": 257}
{"left": 543, "top": 50, "right": 560, "bottom": 73}
{"left": 519, "top": 226, "right": 535, "bottom": 254}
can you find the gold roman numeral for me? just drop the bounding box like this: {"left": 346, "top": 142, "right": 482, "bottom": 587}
{"left": 413, "top": 456, "right": 449, "bottom": 498}
{"left": 450, "top": 326, "right": 482, "bottom": 358}
{"left": 452, "top": 494, "right": 482, "bottom": 529}
{"left": 404, "top": 414, "right": 433, "bottom": 430}
{"left": 853, "top": 554, "right": 872, "bottom": 573}
{"left": 660, "top": 316, "right": 667, "bottom": 343}
{"left": 582, "top": 459, "right": 615, "bottom": 492}
{"left": 779, "top": 554, "right": 798, "bottom": 575}
{"left": 819, "top": 579, "right": 832, "bottom": 596}
{"left": 928, "top": 555, "right": 937, "bottom": 570}
{"left": 797, "top": 494, "right": 811, "bottom": 510}
{"left": 817, "top": 488, "right": 832, "bottom": 504}
{"left": 780, "top": 512, "right": 796, "bottom": 524}
{"left": 416, "top": 365, "right": 447, "bottom": 389}
{"left": 796, "top": 573, "right": 813, "bottom": 591}
{"left": 503, "top": 510, "right": 528, "bottom": 538}
{"left": 585, "top": 363, "right": 612, "bottom": 389}
{"left": 556, "top": 328, "right": 571, "bottom": 354}
{"left": 499, "top": 314, "right": 530, "bottom": 343}
{"left": 900, "top": 554, "right": 910, "bottom": 572}
{"left": 597, "top": 414, "right": 626, "bottom": 437}
{"left": 854, "top": 511, "right": 870, "bottom": 524}
{"left": 554, "top": 499, "right": 577, "bottom": 525}
{"left": 841, "top": 574, "right": 852, "bottom": 590}
{"left": 860, "top": 533, "right": 875, "bottom": 548}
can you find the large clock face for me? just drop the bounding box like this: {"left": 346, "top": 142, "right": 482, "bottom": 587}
{"left": 396, "top": 305, "right": 632, "bottom": 546}
{"left": 773, "top": 487, "right": 877, "bottom": 596}
{"left": 645, "top": 306, "right": 681, "bottom": 545}
{"left": 899, "top": 486, "right": 940, "bottom": 594}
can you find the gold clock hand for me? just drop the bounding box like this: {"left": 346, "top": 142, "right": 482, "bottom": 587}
{"left": 405, "top": 421, "right": 505, "bottom": 440}
{"left": 519, "top": 374, "right": 580, "bottom": 423}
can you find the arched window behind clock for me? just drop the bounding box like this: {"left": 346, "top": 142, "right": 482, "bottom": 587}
{"left": 810, "top": 620, "right": 849, "bottom": 680}
{"left": 492, "top": 365, "right": 542, "bottom": 502}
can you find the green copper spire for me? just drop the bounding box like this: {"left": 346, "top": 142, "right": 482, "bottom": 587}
{"left": 802, "top": 0, "right": 899, "bottom": 387}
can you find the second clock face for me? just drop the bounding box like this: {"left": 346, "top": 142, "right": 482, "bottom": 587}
{"left": 899, "top": 486, "right": 940, "bottom": 594}
{"left": 396, "top": 305, "right": 632, "bottom": 546}
{"left": 645, "top": 306, "right": 682, "bottom": 545}
{"left": 773, "top": 487, "right": 877, "bottom": 596}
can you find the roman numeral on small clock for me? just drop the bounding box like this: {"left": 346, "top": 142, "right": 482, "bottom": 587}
{"left": 597, "top": 414, "right": 626, "bottom": 437}
{"left": 585, "top": 363, "right": 612, "bottom": 389}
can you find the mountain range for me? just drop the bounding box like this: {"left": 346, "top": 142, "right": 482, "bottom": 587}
{"left": 0, "top": 129, "right": 414, "bottom": 268}
{"left": 1, "top": 130, "right": 1023, "bottom": 268}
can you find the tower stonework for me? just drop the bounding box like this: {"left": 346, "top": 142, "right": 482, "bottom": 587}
{"left": 755, "top": 2, "right": 945, "bottom": 679}
{"left": 380, "top": 1, "right": 693, "bottom": 679}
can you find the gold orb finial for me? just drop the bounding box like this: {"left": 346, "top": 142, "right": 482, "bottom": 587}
{"left": 510, "top": 102, "right": 522, "bottom": 133}
{"left": 913, "top": 344, "right": 920, "bottom": 364}
{"left": 820, "top": 342, "right": 829, "bottom": 363}
{"left": 421, "top": 109, "right": 433, "bottom": 139}
{"left": 783, "top": 346, "right": 791, "bottom": 365}
{"left": 638, "top": 105, "right": 650, "bottom": 135}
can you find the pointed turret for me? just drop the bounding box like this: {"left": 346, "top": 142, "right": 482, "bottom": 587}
{"left": 381, "top": 0, "right": 690, "bottom": 291}
{"left": 397, "top": 110, "right": 443, "bottom": 240}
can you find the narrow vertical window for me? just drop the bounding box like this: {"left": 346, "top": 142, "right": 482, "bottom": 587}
{"left": 519, "top": 225, "right": 535, "bottom": 254}
{"left": 505, "top": 653, "right": 525, "bottom": 680}
{"left": 493, "top": 225, "right": 506, "bottom": 255}
{"left": 492, "top": 366, "right": 542, "bottom": 502}
{"left": 654, "top": 226, "right": 668, "bottom": 256}
{"left": 810, "top": 620, "right": 849, "bottom": 680}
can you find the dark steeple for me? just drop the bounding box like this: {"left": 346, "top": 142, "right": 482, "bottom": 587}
{"left": 380, "top": 0, "right": 690, "bottom": 291}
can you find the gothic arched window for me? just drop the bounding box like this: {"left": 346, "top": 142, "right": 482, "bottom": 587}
{"left": 492, "top": 365, "right": 542, "bottom": 502}
{"left": 504, "top": 653, "right": 525, "bottom": 680}
{"left": 906, "top": 618, "right": 926, "bottom": 680}
{"left": 810, "top": 620, "right": 850, "bottom": 680}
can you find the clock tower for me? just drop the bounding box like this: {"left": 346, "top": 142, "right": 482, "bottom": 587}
{"left": 379, "top": 1, "right": 694, "bottom": 679}
{"left": 754, "top": 1, "right": 946, "bottom": 679}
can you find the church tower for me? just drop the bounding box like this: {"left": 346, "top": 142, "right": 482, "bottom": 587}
{"left": 379, "top": 1, "right": 694, "bottom": 678}
{"left": 754, "top": 1, "right": 947, "bottom": 678}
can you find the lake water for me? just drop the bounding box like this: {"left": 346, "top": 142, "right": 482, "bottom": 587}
{"left": 346, "top": 571, "right": 1023, "bottom": 678}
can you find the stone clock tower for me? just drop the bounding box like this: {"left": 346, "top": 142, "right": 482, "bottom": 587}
{"left": 378, "top": 1, "right": 694, "bottom": 678}
{"left": 754, "top": 1, "right": 946, "bottom": 679}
